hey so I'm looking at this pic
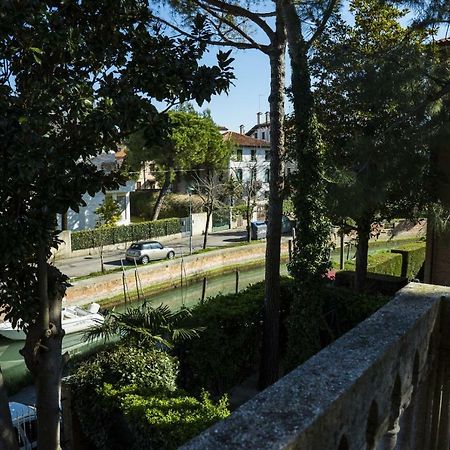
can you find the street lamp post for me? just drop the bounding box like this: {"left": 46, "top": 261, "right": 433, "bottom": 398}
{"left": 189, "top": 191, "right": 193, "bottom": 255}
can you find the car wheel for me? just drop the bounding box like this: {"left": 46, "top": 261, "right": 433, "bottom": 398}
{"left": 167, "top": 251, "right": 175, "bottom": 259}
{"left": 141, "top": 255, "right": 150, "bottom": 264}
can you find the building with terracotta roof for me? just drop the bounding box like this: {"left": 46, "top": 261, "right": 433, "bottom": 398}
{"left": 223, "top": 129, "right": 272, "bottom": 210}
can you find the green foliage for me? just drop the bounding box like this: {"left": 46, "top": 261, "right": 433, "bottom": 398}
{"left": 98, "top": 386, "right": 229, "bottom": 450}
{"left": 68, "top": 345, "right": 179, "bottom": 393}
{"left": 284, "top": 286, "right": 388, "bottom": 371}
{"left": 289, "top": 115, "right": 332, "bottom": 284}
{"left": 95, "top": 196, "right": 122, "bottom": 227}
{"left": 345, "top": 252, "right": 403, "bottom": 277}
{"left": 311, "top": 0, "right": 442, "bottom": 286}
{"left": 392, "top": 241, "right": 426, "bottom": 280}
{"left": 84, "top": 302, "right": 203, "bottom": 349}
{"left": 344, "top": 241, "right": 426, "bottom": 280}
{"left": 67, "top": 345, "right": 181, "bottom": 449}
{"left": 131, "top": 192, "right": 204, "bottom": 220}
{"left": 71, "top": 218, "right": 179, "bottom": 250}
{"left": 178, "top": 279, "right": 294, "bottom": 395}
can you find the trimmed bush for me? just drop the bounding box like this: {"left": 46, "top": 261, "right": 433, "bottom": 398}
{"left": 178, "top": 279, "right": 294, "bottom": 396}
{"left": 334, "top": 271, "right": 408, "bottom": 295}
{"left": 284, "top": 285, "right": 388, "bottom": 371}
{"left": 343, "top": 240, "right": 425, "bottom": 280}
{"left": 98, "top": 385, "right": 229, "bottom": 450}
{"left": 391, "top": 241, "right": 426, "bottom": 280}
{"left": 67, "top": 345, "right": 180, "bottom": 449}
{"left": 71, "top": 218, "right": 180, "bottom": 250}
{"left": 68, "top": 345, "right": 179, "bottom": 393}
{"left": 345, "top": 252, "right": 403, "bottom": 277}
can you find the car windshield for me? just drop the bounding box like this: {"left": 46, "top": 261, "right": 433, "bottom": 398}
{"left": 130, "top": 243, "right": 142, "bottom": 250}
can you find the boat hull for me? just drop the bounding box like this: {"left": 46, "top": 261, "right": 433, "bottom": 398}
{"left": 0, "top": 306, "right": 104, "bottom": 341}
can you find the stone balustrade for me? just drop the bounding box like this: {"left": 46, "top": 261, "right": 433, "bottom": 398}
{"left": 181, "top": 283, "right": 450, "bottom": 450}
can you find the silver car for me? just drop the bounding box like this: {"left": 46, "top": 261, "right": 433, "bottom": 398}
{"left": 125, "top": 241, "right": 175, "bottom": 264}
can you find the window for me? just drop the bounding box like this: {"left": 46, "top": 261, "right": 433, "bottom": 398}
{"left": 251, "top": 149, "right": 256, "bottom": 161}
{"left": 254, "top": 133, "right": 257, "bottom": 139}
{"left": 23, "top": 419, "right": 38, "bottom": 443}
{"left": 264, "top": 190, "right": 269, "bottom": 199}
{"left": 264, "top": 169, "right": 270, "bottom": 183}
{"left": 261, "top": 131, "right": 266, "bottom": 140}
{"left": 265, "top": 150, "right": 270, "bottom": 161}
{"left": 236, "top": 149, "right": 243, "bottom": 161}
{"left": 236, "top": 169, "right": 243, "bottom": 181}
{"left": 116, "top": 195, "right": 126, "bottom": 220}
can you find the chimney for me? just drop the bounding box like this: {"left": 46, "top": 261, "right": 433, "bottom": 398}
{"left": 265, "top": 111, "right": 270, "bottom": 123}
{"left": 257, "top": 112, "right": 262, "bottom": 125}
{"left": 240, "top": 124, "right": 245, "bottom": 134}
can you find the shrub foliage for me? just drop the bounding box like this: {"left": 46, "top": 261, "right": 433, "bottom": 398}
{"left": 345, "top": 241, "right": 425, "bottom": 279}
{"left": 71, "top": 218, "right": 180, "bottom": 250}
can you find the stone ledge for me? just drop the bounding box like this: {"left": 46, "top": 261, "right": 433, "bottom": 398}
{"left": 181, "top": 283, "right": 449, "bottom": 450}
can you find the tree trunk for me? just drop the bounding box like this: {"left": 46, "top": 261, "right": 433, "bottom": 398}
{"left": 100, "top": 245, "right": 105, "bottom": 273}
{"left": 355, "top": 216, "right": 371, "bottom": 292}
{"left": 152, "top": 167, "right": 172, "bottom": 221}
{"left": 0, "top": 368, "right": 18, "bottom": 450}
{"left": 258, "top": 7, "right": 286, "bottom": 390}
{"left": 203, "top": 208, "right": 212, "bottom": 249}
{"left": 282, "top": 0, "right": 331, "bottom": 280}
{"left": 21, "top": 251, "right": 66, "bottom": 450}
{"left": 61, "top": 212, "right": 68, "bottom": 231}
{"left": 246, "top": 198, "right": 251, "bottom": 242}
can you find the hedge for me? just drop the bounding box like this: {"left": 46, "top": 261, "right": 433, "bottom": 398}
{"left": 344, "top": 241, "right": 425, "bottom": 280}
{"left": 71, "top": 218, "right": 180, "bottom": 251}
{"left": 391, "top": 241, "right": 426, "bottom": 280}
{"left": 177, "top": 279, "right": 294, "bottom": 396}
{"left": 345, "top": 252, "right": 403, "bottom": 277}
{"left": 67, "top": 345, "right": 181, "bottom": 449}
{"left": 99, "top": 386, "right": 229, "bottom": 450}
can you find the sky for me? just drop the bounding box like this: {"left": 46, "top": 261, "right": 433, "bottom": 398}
{"left": 196, "top": 47, "right": 279, "bottom": 133}
{"left": 179, "top": 4, "right": 449, "bottom": 134}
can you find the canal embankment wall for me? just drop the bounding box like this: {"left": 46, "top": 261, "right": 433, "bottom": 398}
{"left": 65, "top": 241, "right": 290, "bottom": 306}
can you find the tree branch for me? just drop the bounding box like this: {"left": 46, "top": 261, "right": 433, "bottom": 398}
{"left": 307, "top": 0, "right": 340, "bottom": 48}
{"left": 197, "top": 0, "right": 275, "bottom": 40}
{"left": 157, "top": 15, "right": 260, "bottom": 50}
{"left": 200, "top": 4, "right": 266, "bottom": 51}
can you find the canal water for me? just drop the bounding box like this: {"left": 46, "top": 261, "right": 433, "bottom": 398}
{"left": 0, "top": 237, "right": 418, "bottom": 388}
{"left": 0, "top": 263, "right": 289, "bottom": 387}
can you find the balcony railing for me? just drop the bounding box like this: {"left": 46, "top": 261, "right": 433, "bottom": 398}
{"left": 181, "top": 283, "right": 450, "bottom": 450}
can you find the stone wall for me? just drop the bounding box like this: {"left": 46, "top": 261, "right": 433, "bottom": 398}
{"left": 182, "top": 283, "right": 450, "bottom": 450}
{"left": 65, "top": 241, "right": 289, "bottom": 305}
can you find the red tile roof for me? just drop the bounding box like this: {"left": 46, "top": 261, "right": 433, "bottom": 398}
{"left": 223, "top": 131, "right": 270, "bottom": 148}
{"left": 437, "top": 37, "right": 450, "bottom": 46}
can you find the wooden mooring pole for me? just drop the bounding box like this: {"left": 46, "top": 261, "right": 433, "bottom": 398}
{"left": 235, "top": 269, "right": 240, "bottom": 294}
{"left": 201, "top": 277, "right": 207, "bottom": 304}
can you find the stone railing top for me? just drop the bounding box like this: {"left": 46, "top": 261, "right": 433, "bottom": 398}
{"left": 181, "top": 283, "right": 450, "bottom": 450}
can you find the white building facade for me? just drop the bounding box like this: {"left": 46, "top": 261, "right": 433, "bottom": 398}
{"left": 246, "top": 112, "right": 297, "bottom": 178}
{"left": 223, "top": 130, "right": 271, "bottom": 202}
{"left": 57, "top": 151, "right": 135, "bottom": 231}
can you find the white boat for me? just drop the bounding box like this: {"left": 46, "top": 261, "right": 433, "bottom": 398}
{"left": 0, "top": 303, "right": 104, "bottom": 341}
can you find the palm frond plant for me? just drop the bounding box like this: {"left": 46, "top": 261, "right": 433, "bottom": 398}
{"left": 83, "top": 302, "right": 203, "bottom": 350}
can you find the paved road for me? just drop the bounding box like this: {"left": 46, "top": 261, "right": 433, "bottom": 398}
{"left": 54, "top": 223, "right": 424, "bottom": 279}
{"left": 54, "top": 228, "right": 254, "bottom": 278}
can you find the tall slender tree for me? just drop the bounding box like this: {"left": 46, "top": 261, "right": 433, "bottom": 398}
{"left": 312, "top": 0, "right": 445, "bottom": 291}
